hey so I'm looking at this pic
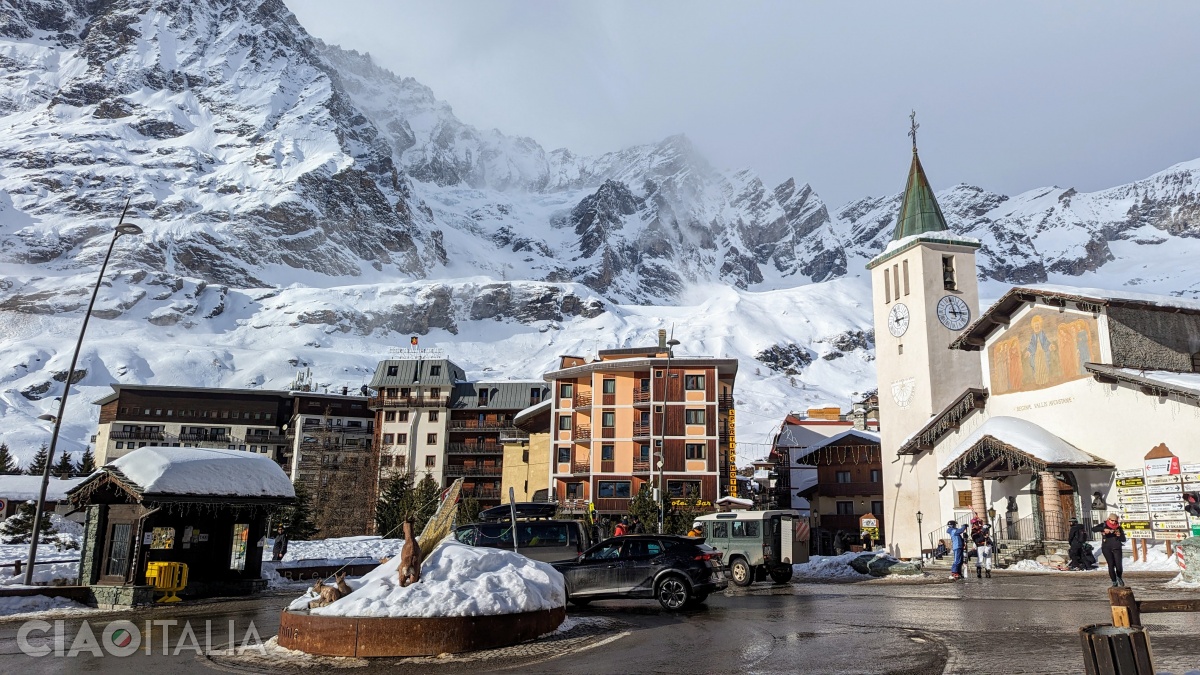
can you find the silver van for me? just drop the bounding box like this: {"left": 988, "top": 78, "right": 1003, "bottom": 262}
{"left": 696, "top": 510, "right": 809, "bottom": 585}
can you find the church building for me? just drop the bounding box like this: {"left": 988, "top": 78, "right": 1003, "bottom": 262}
{"left": 868, "top": 124, "right": 1200, "bottom": 558}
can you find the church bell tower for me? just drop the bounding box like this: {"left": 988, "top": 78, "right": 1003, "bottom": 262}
{"left": 867, "top": 113, "right": 983, "bottom": 556}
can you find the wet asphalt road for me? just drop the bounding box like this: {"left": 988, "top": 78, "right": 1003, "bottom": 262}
{"left": 0, "top": 571, "right": 1196, "bottom": 674}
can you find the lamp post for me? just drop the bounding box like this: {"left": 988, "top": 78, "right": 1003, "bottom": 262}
{"left": 24, "top": 205, "right": 141, "bottom": 585}
{"left": 657, "top": 338, "right": 680, "bottom": 534}
{"left": 988, "top": 506, "right": 997, "bottom": 540}
{"left": 915, "top": 510, "right": 924, "bottom": 558}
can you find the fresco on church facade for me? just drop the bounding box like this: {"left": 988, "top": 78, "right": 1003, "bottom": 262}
{"left": 988, "top": 309, "right": 1101, "bottom": 395}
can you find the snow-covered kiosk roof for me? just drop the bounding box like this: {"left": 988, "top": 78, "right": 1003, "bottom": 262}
{"left": 68, "top": 447, "right": 295, "bottom": 505}
{"left": 939, "top": 416, "right": 1113, "bottom": 478}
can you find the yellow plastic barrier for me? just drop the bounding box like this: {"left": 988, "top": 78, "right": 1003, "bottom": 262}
{"left": 145, "top": 561, "right": 188, "bottom": 603}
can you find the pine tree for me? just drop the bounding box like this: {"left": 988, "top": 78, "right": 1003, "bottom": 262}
{"left": 628, "top": 484, "right": 660, "bottom": 533}
{"left": 279, "top": 483, "right": 320, "bottom": 540}
{"left": 458, "top": 495, "right": 482, "bottom": 525}
{"left": 0, "top": 443, "right": 19, "bottom": 475}
{"left": 25, "top": 444, "right": 49, "bottom": 476}
{"left": 53, "top": 452, "right": 74, "bottom": 479}
{"left": 375, "top": 472, "right": 414, "bottom": 538}
{"left": 75, "top": 446, "right": 96, "bottom": 476}
{"left": 411, "top": 473, "right": 442, "bottom": 534}
{"left": 0, "top": 500, "right": 59, "bottom": 545}
{"left": 665, "top": 486, "right": 705, "bottom": 536}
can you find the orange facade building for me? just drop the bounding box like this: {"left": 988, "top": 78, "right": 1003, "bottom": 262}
{"left": 544, "top": 334, "right": 738, "bottom": 516}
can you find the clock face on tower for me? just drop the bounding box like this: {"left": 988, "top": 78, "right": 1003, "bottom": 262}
{"left": 937, "top": 295, "right": 971, "bottom": 331}
{"left": 887, "top": 303, "right": 910, "bottom": 337}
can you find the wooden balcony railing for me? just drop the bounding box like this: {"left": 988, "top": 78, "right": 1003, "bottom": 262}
{"left": 447, "top": 420, "right": 517, "bottom": 431}
{"left": 633, "top": 388, "right": 652, "bottom": 404}
{"left": 571, "top": 462, "right": 591, "bottom": 474}
{"left": 446, "top": 443, "right": 505, "bottom": 454}
{"left": 821, "top": 482, "right": 883, "bottom": 497}
{"left": 575, "top": 424, "right": 591, "bottom": 441}
{"left": 461, "top": 488, "right": 501, "bottom": 500}
{"left": 633, "top": 461, "right": 651, "bottom": 473}
{"left": 368, "top": 395, "right": 449, "bottom": 409}
{"left": 573, "top": 392, "right": 592, "bottom": 408}
{"left": 109, "top": 430, "right": 165, "bottom": 441}
{"left": 633, "top": 423, "right": 651, "bottom": 437}
{"left": 594, "top": 497, "right": 631, "bottom": 513}
{"left": 445, "top": 465, "right": 503, "bottom": 477}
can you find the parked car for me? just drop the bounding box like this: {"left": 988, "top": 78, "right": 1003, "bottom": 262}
{"left": 453, "top": 502, "right": 592, "bottom": 563}
{"left": 695, "top": 510, "right": 809, "bottom": 586}
{"left": 551, "top": 535, "right": 727, "bottom": 610}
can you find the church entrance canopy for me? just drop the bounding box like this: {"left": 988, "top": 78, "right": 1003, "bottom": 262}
{"left": 939, "top": 416, "right": 1112, "bottom": 479}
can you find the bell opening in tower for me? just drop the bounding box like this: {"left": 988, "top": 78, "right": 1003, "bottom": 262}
{"left": 942, "top": 255, "right": 957, "bottom": 291}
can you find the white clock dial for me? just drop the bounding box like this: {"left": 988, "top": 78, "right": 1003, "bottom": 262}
{"left": 936, "top": 295, "right": 971, "bottom": 331}
{"left": 887, "top": 303, "right": 910, "bottom": 337}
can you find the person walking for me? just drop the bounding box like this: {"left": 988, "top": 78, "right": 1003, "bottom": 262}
{"left": 1067, "top": 517, "right": 1088, "bottom": 570}
{"left": 1092, "top": 513, "right": 1127, "bottom": 587}
{"left": 271, "top": 525, "right": 288, "bottom": 562}
{"left": 974, "top": 527, "right": 994, "bottom": 578}
{"left": 946, "top": 520, "right": 968, "bottom": 579}
{"left": 687, "top": 521, "right": 705, "bottom": 537}
{"left": 614, "top": 517, "right": 629, "bottom": 537}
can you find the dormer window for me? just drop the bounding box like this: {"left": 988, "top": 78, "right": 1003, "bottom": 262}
{"left": 942, "top": 255, "right": 957, "bottom": 291}
{"left": 1192, "top": 352, "right": 1200, "bottom": 373}
{"left": 430, "top": 365, "right": 442, "bottom": 377}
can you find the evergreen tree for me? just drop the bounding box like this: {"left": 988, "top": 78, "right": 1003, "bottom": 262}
{"left": 53, "top": 451, "right": 74, "bottom": 479}
{"left": 75, "top": 446, "right": 96, "bottom": 476}
{"left": 411, "top": 473, "right": 442, "bottom": 534}
{"left": 627, "top": 484, "right": 661, "bottom": 534}
{"left": 375, "top": 472, "right": 414, "bottom": 538}
{"left": 664, "top": 487, "right": 706, "bottom": 536}
{"left": 25, "top": 443, "right": 49, "bottom": 476}
{"left": 0, "top": 443, "right": 19, "bottom": 475}
{"left": 279, "top": 483, "right": 320, "bottom": 540}
{"left": 458, "top": 495, "right": 482, "bottom": 525}
{"left": 0, "top": 500, "right": 59, "bottom": 545}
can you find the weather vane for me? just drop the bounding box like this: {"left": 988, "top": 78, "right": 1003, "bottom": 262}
{"left": 908, "top": 110, "right": 919, "bottom": 151}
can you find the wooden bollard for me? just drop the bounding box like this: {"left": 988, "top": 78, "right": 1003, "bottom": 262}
{"left": 1109, "top": 587, "right": 1141, "bottom": 628}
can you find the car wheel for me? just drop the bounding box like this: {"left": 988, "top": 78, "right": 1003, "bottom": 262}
{"left": 656, "top": 575, "right": 692, "bottom": 611}
{"left": 730, "top": 559, "right": 753, "bottom": 587}
{"left": 769, "top": 567, "right": 793, "bottom": 584}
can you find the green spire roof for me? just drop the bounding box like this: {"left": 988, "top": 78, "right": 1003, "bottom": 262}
{"left": 891, "top": 148, "right": 950, "bottom": 241}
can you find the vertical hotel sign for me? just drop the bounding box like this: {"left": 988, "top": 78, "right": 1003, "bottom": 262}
{"left": 727, "top": 409, "right": 737, "bottom": 498}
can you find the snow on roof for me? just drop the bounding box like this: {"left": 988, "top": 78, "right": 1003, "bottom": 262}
{"left": 513, "top": 398, "right": 552, "bottom": 424}
{"left": 0, "top": 475, "right": 85, "bottom": 502}
{"left": 939, "top": 416, "right": 1107, "bottom": 473}
{"left": 883, "top": 231, "right": 982, "bottom": 255}
{"left": 1022, "top": 284, "right": 1200, "bottom": 312}
{"left": 1119, "top": 369, "right": 1200, "bottom": 394}
{"left": 716, "top": 496, "right": 754, "bottom": 507}
{"left": 105, "top": 447, "right": 295, "bottom": 498}
{"left": 792, "top": 429, "right": 881, "bottom": 463}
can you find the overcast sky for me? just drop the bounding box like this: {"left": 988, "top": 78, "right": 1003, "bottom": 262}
{"left": 286, "top": 1, "right": 1200, "bottom": 208}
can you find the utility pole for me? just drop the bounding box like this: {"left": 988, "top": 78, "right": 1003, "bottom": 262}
{"left": 657, "top": 336, "right": 680, "bottom": 535}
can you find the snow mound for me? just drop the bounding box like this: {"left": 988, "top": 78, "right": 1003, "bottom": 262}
{"left": 792, "top": 552, "right": 871, "bottom": 579}
{"left": 288, "top": 539, "right": 565, "bottom": 617}
{"left": 0, "top": 560, "right": 78, "bottom": 586}
{"left": 1011, "top": 559, "right": 1056, "bottom": 572}
{"left": 107, "top": 446, "right": 295, "bottom": 498}
{"left": 264, "top": 535, "right": 403, "bottom": 567}
{"left": 1124, "top": 544, "right": 1185, "bottom": 572}
{"left": 0, "top": 594, "right": 90, "bottom": 617}
{"left": 1165, "top": 573, "right": 1200, "bottom": 589}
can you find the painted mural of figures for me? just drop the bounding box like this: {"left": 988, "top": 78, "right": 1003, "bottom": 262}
{"left": 1056, "top": 319, "right": 1095, "bottom": 377}
{"left": 1025, "top": 315, "right": 1056, "bottom": 386}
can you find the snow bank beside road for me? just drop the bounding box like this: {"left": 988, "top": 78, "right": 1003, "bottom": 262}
{"left": 792, "top": 552, "right": 871, "bottom": 580}
{"left": 289, "top": 539, "right": 565, "bottom": 617}
{"left": 265, "top": 535, "right": 402, "bottom": 567}
{"left": 0, "top": 594, "right": 90, "bottom": 617}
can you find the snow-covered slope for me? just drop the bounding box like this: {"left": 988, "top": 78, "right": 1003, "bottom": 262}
{"left": 2, "top": 0, "right": 1200, "bottom": 466}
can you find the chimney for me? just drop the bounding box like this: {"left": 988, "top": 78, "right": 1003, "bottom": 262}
{"left": 341, "top": 386, "right": 348, "bottom": 396}
{"left": 658, "top": 329, "right": 667, "bottom": 350}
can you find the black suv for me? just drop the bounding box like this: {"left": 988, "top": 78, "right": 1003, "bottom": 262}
{"left": 551, "top": 535, "right": 726, "bottom": 611}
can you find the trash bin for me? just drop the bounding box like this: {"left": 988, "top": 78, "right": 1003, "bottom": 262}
{"left": 1079, "top": 624, "right": 1154, "bottom": 675}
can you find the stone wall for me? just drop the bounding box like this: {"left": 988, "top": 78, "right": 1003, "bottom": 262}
{"left": 77, "top": 505, "right": 103, "bottom": 586}
{"left": 1107, "top": 307, "right": 1200, "bottom": 371}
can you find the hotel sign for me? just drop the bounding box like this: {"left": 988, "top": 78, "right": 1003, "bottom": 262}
{"left": 727, "top": 410, "right": 738, "bottom": 498}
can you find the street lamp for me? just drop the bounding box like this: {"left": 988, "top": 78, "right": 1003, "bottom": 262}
{"left": 915, "top": 510, "right": 924, "bottom": 558}
{"left": 657, "top": 338, "right": 680, "bottom": 534}
{"left": 24, "top": 203, "right": 142, "bottom": 585}
{"left": 988, "top": 506, "right": 997, "bottom": 540}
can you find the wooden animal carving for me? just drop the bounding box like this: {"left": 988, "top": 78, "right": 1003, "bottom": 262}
{"left": 398, "top": 518, "right": 423, "bottom": 587}
{"left": 335, "top": 571, "right": 352, "bottom": 597}
{"left": 307, "top": 577, "right": 345, "bottom": 609}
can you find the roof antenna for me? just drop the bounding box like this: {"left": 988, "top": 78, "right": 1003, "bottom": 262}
{"left": 908, "top": 110, "right": 919, "bottom": 153}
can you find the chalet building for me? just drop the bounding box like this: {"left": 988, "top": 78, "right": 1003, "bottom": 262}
{"left": 367, "top": 355, "right": 548, "bottom": 505}
{"left": 868, "top": 129, "right": 1200, "bottom": 559}
{"left": 91, "top": 384, "right": 375, "bottom": 537}
{"left": 544, "top": 331, "right": 738, "bottom": 516}
{"left": 769, "top": 399, "right": 880, "bottom": 513}
{"left": 788, "top": 430, "right": 883, "bottom": 555}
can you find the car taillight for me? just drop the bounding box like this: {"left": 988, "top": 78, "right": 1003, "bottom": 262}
{"left": 694, "top": 552, "right": 722, "bottom": 562}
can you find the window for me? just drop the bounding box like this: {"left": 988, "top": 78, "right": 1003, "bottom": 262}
{"left": 870, "top": 469, "right": 881, "bottom": 483}
{"left": 624, "top": 539, "right": 663, "bottom": 558}
{"left": 601, "top": 444, "right": 614, "bottom": 461}
{"left": 430, "top": 388, "right": 441, "bottom": 398}
{"left": 478, "top": 389, "right": 489, "bottom": 406}
{"left": 872, "top": 501, "right": 884, "bottom": 516}
{"left": 956, "top": 490, "right": 973, "bottom": 508}
{"left": 602, "top": 378, "right": 616, "bottom": 394}
{"left": 601, "top": 411, "right": 615, "bottom": 428}
{"left": 836, "top": 471, "right": 852, "bottom": 483}
{"left": 655, "top": 370, "right": 663, "bottom": 378}
{"left": 430, "top": 365, "right": 442, "bottom": 377}
{"left": 667, "top": 480, "right": 701, "bottom": 498}
{"left": 166, "top": 409, "right": 173, "bottom": 416}
{"left": 566, "top": 482, "right": 584, "bottom": 498}
{"left": 154, "top": 409, "right": 162, "bottom": 416}
{"left": 426, "top": 433, "right": 438, "bottom": 445}
{"left": 400, "top": 388, "right": 410, "bottom": 397}
{"left": 144, "top": 408, "right": 152, "bottom": 415}
{"left": 732, "top": 520, "right": 760, "bottom": 538}
{"left": 684, "top": 375, "right": 704, "bottom": 390}
{"left": 104, "top": 522, "right": 134, "bottom": 579}
{"left": 522, "top": 448, "right": 530, "bottom": 463}
{"left": 685, "top": 443, "right": 705, "bottom": 460}
{"left": 902, "top": 259, "right": 910, "bottom": 296}
{"left": 639, "top": 444, "right": 650, "bottom": 461}
{"left": 382, "top": 433, "right": 395, "bottom": 444}
{"left": 558, "top": 416, "right": 572, "bottom": 431}
{"left": 892, "top": 264, "right": 900, "bottom": 300}
{"left": 712, "top": 522, "right": 727, "bottom": 538}
{"left": 1192, "top": 351, "right": 1200, "bottom": 373}
{"left": 836, "top": 501, "right": 854, "bottom": 515}
{"left": 397, "top": 433, "right": 408, "bottom": 444}
{"left": 560, "top": 383, "right": 574, "bottom": 398}
{"left": 557, "top": 446, "right": 571, "bottom": 463}
{"left": 115, "top": 442, "right": 123, "bottom": 449}
{"left": 425, "top": 455, "right": 437, "bottom": 467}
{"left": 685, "top": 409, "right": 705, "bottom": 425}
{"left": 387, "top": 365, "right": 398, "bottom": 376}
{"left": 530, "top": 387, "right": 542, "bottom": 403}
{"left": 597, "top": 481, "right": 631, "bottom": 498}
{"left": 398, "top": 411, "right": 409, "bottom": 422}
{"left": 583, "top": 541, "right": 621, "bottom": 561}
{"left": 428, "top": 410, "right": 439, "bottom": 422}
{"left": 942, "top": 255, "right": 957, "bottom": 290}
{"left": 230, "top": 523, "right": 249, "bottom": 571}
{"left": 385, "top": 411, "right": 396, "bottom": 422}
{"left": 119, "top": 407, "right": 127, "bottom": 414}
{"left": 884, "top": 269, "right": 891, "bottom": 304}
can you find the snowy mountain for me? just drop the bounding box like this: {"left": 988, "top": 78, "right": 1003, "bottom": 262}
{"left": 2, "top": 0, "right": 1200, "bottom": 466}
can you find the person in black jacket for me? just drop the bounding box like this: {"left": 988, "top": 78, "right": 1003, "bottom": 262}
{"left": 1092, "top": 513, "right": 1126, "bottom": 587}
{"left": 1067, "top": 517, "right": 1088, "bottom": 570}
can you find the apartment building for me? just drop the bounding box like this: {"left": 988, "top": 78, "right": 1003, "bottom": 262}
{"left": 544, "top": 332, "right": 738, "bottom": 517}
{"left": 447, "top": 382, "right": 548, "bottom": 504}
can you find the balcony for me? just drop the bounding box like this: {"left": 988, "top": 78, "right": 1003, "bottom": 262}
{"left": 446, "top": 442, "right": 505, "bottom": 455}
{"left": 368, "top": 395, "right": 448, "bottom": 409}
{"left": 594, "top": 497, "right": 630, "bottom": 513}
{"left": 571, "top": 462, "right": 591, "bottom": 474}
{"left": 573, "top": 392, "right": 592, "bottom": 409}
{"left": 633, "top": 461, "right": 651, "bottom": 473}
{"left": 633, "top": 388, "right": 652, "bottom": 404}
{"left": 301, "top": 423, "right": 373, "bottom": 436}
{"left": 559, "top": 498, "right": 588, "bottom": 512}
{"left": 445, "top": 465, "right": 503, "bottom": 478}
{"left": 575, "top": 424, "right": 591, "bottom": 441}
{"left": 245, "top": 433, "right": 292, "bottom": 445}
{"left": 633, "top": 423, "right": 651, "bottom": 438}
{"left": 109, "top": 430, "right": 165, "bottom": 441}
{"left": 821, "top": 482, "right": 883, "bottom": 497}
{"left": 501, "top": 428, "right": 531, "bottom": 441}
{"left": 447, "top": 420, "right": 517, "bottom": 431}
{"left": 178, "top": 432, "right": 235, "bottom": 444}
{"left": 718, "top": 394, "right": 734, "bottom": 410}
{"left": 818, "top": 513, "right": 883, "bottom": 531}
{"left": 461, "top": 487, "right": 501, "bottom": 500}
